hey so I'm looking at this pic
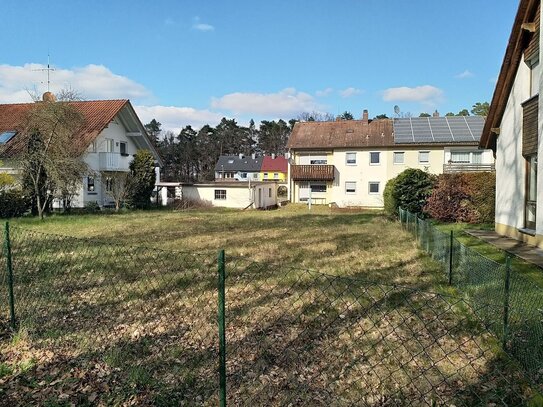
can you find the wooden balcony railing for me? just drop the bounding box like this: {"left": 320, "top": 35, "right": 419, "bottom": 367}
{"left": 291, "top": 165, "right": 335, "bottom": 181}
{"left": 443, "top": 163, "right": 495, "bottom": 173}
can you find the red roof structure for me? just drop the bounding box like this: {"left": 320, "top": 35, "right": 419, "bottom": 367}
{"left": 261, "top": 155, "right": 287, "bottom": 173}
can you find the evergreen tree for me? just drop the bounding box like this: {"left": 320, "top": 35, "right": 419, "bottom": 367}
{"left": 127, "top": 150, "right": 156, "bottom": 209}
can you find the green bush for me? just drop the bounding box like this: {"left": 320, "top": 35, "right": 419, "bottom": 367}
{"left": 127, "top": 150, "right": 156, "bottom": 209}
{"left": 393, "top": 168, "right": 436, "bottom": 216}
{"left": 425, "top": 172, "right": 495, "bottom": 223}
{"left": 84, "top": 201, "right": 101, "bottom": 213}
{"left": 383, "top": 177, "right": 398, "bottom": 217}
{"left": 0, "top": 189, "right": 30, "bottom": 218}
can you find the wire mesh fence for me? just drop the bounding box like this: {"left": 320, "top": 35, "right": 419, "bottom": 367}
{"left": 0, "top": 221, "right": 539, "bottom": 405}
{"left": 399, "top": 207, "right": 543, "bottom": 388}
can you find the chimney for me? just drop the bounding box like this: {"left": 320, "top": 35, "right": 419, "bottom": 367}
{"left": 251, "top": 152, "right": 256, "bottom": 159}
{"left": 362, "top": 109, "right": 369, "bottom": 123}
{"left": 42, "top": 92, "right": 56, "bottom": 103}
{"left": 272, "top": 153, "right": 276, "bottom": 159}
{"left": 432, "top": 110, "right": 440, "bottom": 118}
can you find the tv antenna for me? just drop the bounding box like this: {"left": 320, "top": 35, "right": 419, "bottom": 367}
{"left": 394, "top": 105, "right": 400, "bottom": 117}
{"left": 33, "top": 55, "right": 55, "bottom": 92}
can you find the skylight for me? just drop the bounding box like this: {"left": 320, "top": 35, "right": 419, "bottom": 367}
{"left": 0, "top": 131, "right": 16, "bottom": 144}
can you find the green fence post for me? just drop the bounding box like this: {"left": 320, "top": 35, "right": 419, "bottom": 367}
{"left": 4, "top": 221, "right": 15, "bottom": 330}
{"left": 448, "top": 230, "right": 453, "bottom": 285}
{"left": 502, "top": 255, "right": 512, "bottom": 350}
{"left": 218, "top": 250, "right": 227, "bottom": 407}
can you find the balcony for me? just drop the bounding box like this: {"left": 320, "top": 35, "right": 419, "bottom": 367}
{"left": 291, "top": 165, "right": 335, "bottom": 181}
{"left": 443, "top": 163, "right": 495, "bottom": 173}
{"left": 99, "top": 152, "right": 129, "bottom": 171}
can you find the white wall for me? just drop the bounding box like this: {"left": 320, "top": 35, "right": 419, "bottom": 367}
{"left": 182, "top": 183, "right": 277, "bottom": 209}
{"left": 495, "top": 59, "right": 531, "bottom": 230}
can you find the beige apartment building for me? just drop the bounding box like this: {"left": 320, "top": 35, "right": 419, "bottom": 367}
{"left": 287, "top": 111, "right": 494, "bottom": 208}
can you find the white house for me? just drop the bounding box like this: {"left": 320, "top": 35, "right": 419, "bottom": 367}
{"left": 180, "top": 182, "right": 278, "bottom": 209}
{"left": 480, "top": 0, "right": 543, "bottom": 246}
{"left": 288, "top": 110, "right": 494, "bottom": 208}
{"left": 0, "top": 93, "right": 162, "bottom": 208}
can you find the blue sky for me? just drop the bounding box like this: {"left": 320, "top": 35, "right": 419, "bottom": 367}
{"left": 0, "top": 0, "right": 519, "bottom": 131}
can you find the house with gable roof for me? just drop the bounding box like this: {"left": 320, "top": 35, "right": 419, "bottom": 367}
{"left": 287, "top": 110, "right": 494, "bottom": 207}
{"left": 480, "top": 0, "right": 543, "bottom": 246}
{"left": 0, "top": 92, "right": 162, "bottom": 209}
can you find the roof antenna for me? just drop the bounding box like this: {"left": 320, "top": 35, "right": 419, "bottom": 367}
{"left": 33, "top": 54, "right": 55, "bottom": 92}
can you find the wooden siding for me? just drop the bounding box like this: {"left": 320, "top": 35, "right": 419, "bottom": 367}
{"left": 522, "top": 95, "right": 539, "bottom": 156}
{"left": 291, "top": 165, "right": 335, "bottom": 181}
{"left": 525, "top": 3, "right": 540, "bottom": 62}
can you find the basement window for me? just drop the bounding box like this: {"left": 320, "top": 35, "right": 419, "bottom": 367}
{"left": 214, "top": 189, "right": 226, "bottom": 200}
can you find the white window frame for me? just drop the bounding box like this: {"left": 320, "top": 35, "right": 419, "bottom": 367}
{"left": 369, "top": 151, "right": 380, "bottom": 165}
{"left": 368, "top": 182, "right": 380, "bottom": 194}
{"left": 393, "top": 152, "right": 405, "bottom": 165}
{"left": 105, "top": 138, "right": 114, "bottom": 153}
{"left": 345, "top": 181, "right": 356, "bottom": 194}
{"left": 273, "top": 173, "right": 279, "bottom": 179}
{"left": 418, "top": 151, "right": 430, "bottom": 164}
{"left": 346, "top": 152, "right": 357, "bottom": 165}
{"left": 310, "top": 183, "right": 327, "bottom": 193}
{"left": 214, "top": 189, "right": 227, "bottom": 200}
{"left": 87, "top": 176, "right": 95, "bottom": 193}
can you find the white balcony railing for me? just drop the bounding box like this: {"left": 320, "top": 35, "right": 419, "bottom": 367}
{"left": 98, "top": 152, "right": 129, "bottom": 171}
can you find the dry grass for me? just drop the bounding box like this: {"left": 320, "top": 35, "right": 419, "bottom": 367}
{"left": 0, "top": 205, "right": 534, "bottom": 405}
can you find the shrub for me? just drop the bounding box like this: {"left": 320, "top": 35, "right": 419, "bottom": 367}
{"left": 84, "top": 201, "right": 101, "bottom": 213}
{"left": 424, "top": 172, "right": 495, "bottom": 223}
{"left": 127, "top": 150, "right": 156, "bottom": 209}
{"left": 393, "top": 168, "right": 436, "bottom": 215}
{"left": 383, "top": 177, "right": 398, "bottom": 217}
{"left": 0, "top": 189, "right": 30, "bottom": 218}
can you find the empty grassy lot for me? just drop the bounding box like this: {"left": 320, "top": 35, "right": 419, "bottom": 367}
{"left": 0, "top": 205, "right": 534, "bottom": 405}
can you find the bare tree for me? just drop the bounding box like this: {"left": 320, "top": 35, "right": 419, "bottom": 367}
{"left": 297, "top": 111, "right": 335, "bottom": 122}
{"left": 101, "top": 171, "right": 130, "bottom": 211}
{"left": 20, "top": 100, "right": 88, "bottom": 219}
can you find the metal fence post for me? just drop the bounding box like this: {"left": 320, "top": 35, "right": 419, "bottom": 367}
{"left": 4, "top": 221, "right": 15, "bottom": 330}
{"left": 502, "top": 255, "right": 512, "bottom": 350}
{"left": 218, "top": 250, "right": 227, "bottom": 407}
{"left": 448, "top": 230, "right": 453, "bottom": 285}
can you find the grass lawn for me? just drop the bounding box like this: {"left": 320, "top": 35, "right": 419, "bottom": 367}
{"left": 0, "top": 205, "right": 534, "bottom": 405}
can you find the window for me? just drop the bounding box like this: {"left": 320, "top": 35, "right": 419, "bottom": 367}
{"left": 264, "top": 173, "right": 269, "bottom": 179}
{"left": 369, "top": 182, "right": 380, "bottom": 194}
{"left": 253, "top": 173, "right": 258, "bottom": 179}
{"left": 240, "top": 172, "right": 247, "bottom": 179}
{"left": 105, "top": 177, "right": 114, "bottom": 192}
{"left": 90, "top": 141, "right": 97, "bottom": 153}
{"left": 268, "top": 188, "right": 272, "bottom": 198}
{"left": 273, "top": 173, "right": 279, "bottom": 179}
{"left": 310, "top": 159, "right": 327, "bottom": 164}
{"left": 418, "top": 151, "right": 430, "bottom": 164}
{"left": 214, "top": 189, "right": 227, "bottom": 200}
{"left": 120, "top": 142, "right": 128, "bottom": 156}
{"left": 228, "top": 159, "right": 234, "bottom": 164}
{"left": 310, "top": 183, "right": 326, "bottom": 193}
{"left": 370, "top": 152, "right": 380, "bottom": 165}
{"left": 0, "top": 131, "right": 16, "bottom": 144}
{"left": 87, "top": 177, "right": 95, "bottom": 192}
{"left": 450, "top": 151, "right": 470, "bottom": 163}
{"left": 472, "top": 152, "right": 483, "bottom": 164}
{"left": 106, "top": 138, "right": 114, "bottom": 153}
{"left": 526, "top": 154, "right": 537, "bottom": 229}
{"left": 346, "top": 152, "right": 357, "bottom": 165}
{"left": 345, "top": 182, "right": 356, "bottom": 194}
{"left": 393, "top": 152, "right": 405, "bottom": 164}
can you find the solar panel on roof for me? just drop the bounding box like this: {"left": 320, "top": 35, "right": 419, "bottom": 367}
{"left": 0, "top": 131, "right": 16, "bottom": 144}
{"left": 393, "top": 116, "right": 485, "bottom": 144}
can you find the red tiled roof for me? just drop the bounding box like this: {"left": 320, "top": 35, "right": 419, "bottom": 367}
{"left": 0, "top": 100, "right": 128, "bottom": 157}
{"left": 287, "top": 119, "right": 394, "bottom": 149}
{"left": 261, "top": 155, "right": 287, "bottom": 172}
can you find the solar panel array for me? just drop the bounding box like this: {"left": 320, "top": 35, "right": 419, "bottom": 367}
{"left": 393, "top": 116, "right": 484, "bottom": 144}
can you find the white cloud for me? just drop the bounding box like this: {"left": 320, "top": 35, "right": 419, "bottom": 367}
{"left": 315, "top": 87, "right": 334, "bottom": 97}
{"left": 0, "top": 63, "right": 150, "bottom": 103}
{"left": 455, "top": 70, "right": 474, "bottom": 79}
{"left": 339, "top": 87, "right": 362, "bottom": 98}
{"left": 382, "top": 85, "right": 444, "bottom": 105}
{"left": 192, "top": 16, "right": 214, "bottom": 32}
{"left": 135, "top": 105, "right": 224, "bottom": 133}
{"left": 211, "top": 87, "right": 322, "bottom": 116}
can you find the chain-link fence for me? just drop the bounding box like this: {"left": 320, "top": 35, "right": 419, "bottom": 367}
{"left": 0, "top": 221, "right": 538, "bottom": 405}
{"left": 399, "top": 207, "right": 543, "bottom": 388}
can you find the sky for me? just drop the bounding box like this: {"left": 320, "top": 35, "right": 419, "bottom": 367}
{"left": 0, "top": 0, "right": 519, "bottom": 133}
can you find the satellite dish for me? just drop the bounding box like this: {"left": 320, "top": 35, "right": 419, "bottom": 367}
{"left": 394, "top": 105, "right": 400, "bottom": 115}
